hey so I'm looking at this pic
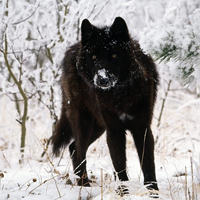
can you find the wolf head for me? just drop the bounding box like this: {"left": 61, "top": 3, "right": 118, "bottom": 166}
{"left": 77, "top": 17, "right": 133, "bottom": 90}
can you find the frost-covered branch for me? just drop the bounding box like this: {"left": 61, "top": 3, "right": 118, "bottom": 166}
{"left": 140, "top": 5, "right": 200, "bottom": 87}
{"left": 2, "top": 33, "right": 28, "bottom": 158}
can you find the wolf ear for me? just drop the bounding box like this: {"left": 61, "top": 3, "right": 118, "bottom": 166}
{"left": 110, "top": 17, "right": 129, "bottom": 41}
{"left": 81, "top": 19, "right": 95, "bottom": 45}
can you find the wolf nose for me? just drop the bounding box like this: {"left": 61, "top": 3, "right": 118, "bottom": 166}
{"left": 96, "top": 76, "right": 111, "bottom": 88}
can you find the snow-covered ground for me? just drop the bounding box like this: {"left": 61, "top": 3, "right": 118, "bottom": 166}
{"left": 0, "top": 81, "right": 200, "bottom": 200}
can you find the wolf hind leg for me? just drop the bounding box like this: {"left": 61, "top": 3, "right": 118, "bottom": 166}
{"left": 69, "top": 117, "right": 105, "bottom": 186}
{"left": 69, "top": 140, "right": 89, "bottom": 186}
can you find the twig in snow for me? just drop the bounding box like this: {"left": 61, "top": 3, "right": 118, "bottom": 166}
{"left": 157, "top": 79, "right": 172, "bottom": 128}
{"left": 185, "top": 166, "right": 188, "bottom": 200}
{"left": 52, "top": 172, "right": 61, "bottom": 198}
{"left": 101, "top": 168, "right": 103, "bottom": 200}
{"left": 190, "top": 156, "right": 195, "bottom": 200}
{"left": 139, "top": 128, "right": 147, "bottom": 182}
{"left": 29, "top": 175, "right": 59, "bottom": 194}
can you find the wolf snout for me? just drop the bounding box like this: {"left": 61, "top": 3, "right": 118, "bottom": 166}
{"left": 96, "top": 75, "right": 111, "bottom": 88}
{"left": 93, "top": 69, "right": 118, "bottom": 89}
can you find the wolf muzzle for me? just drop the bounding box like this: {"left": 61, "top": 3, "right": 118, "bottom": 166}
{"left": 96, "top": 75, "right": 112, "bottom": 88}
{"left": 94, "top": 69, "right": 117, "bottom": 89}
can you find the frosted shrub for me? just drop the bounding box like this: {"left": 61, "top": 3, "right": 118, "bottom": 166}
{"left": 140, "top": 1, "right": 200, "bottom": 87}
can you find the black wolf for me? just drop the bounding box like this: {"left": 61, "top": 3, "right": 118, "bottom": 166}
{"left": 52, "top": 17, "right": 159, "bottom": 191}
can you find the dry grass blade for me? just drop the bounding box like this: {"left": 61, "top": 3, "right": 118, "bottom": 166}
{"left": 101, "top": 168, "right": 103, "bottom": 200}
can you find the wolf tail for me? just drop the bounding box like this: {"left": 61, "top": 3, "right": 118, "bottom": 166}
{"left": 51, "top": 110, "right": 72, "bottom": 156}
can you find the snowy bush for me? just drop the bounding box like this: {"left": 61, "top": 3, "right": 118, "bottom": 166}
{"left": 0, "top": 0, "right": 86, "bottom": 156}
{"left": 140, "top": 0, "right": 200, "bottom": 87}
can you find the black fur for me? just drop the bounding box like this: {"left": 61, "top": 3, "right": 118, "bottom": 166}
{"left": 52, "top": 17, "right": 159, "bottom": 191}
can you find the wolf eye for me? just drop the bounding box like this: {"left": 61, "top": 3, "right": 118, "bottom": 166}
{"left": 92, "top": 55, "right": 96, "bottom": 60}
{"left": 112, "top": 54, "right": 117, "bottom": 58}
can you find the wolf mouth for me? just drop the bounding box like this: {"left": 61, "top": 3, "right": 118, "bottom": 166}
{"left": 93, "top": 69, "right": 117, "bottom": 90}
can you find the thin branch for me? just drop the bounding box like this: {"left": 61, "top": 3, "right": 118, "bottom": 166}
{"left": 101, "top": 168, "right": 103, "bottom": 200}
{"left": 29, "top": 175, "right": 59, "bottom": 194}
{"left": 12, "top": 4, "right": 40, "bottom": 25}
{"left": 157, "top": 79, "right": 172, "bottom": 128}
{"left": 3, "top": 32, "right": 28, "bottom": 159}
{"left": 52, "top": 172, "right": 61, "bottom": 198}
{"left": 190, "top": 157, "right": 194, "bottom": 200}
{"left": 93, "top": 1, "right": 109, "bottom": 20}
{"left": 139, "top": 128, "right": 147, "bottom": 182}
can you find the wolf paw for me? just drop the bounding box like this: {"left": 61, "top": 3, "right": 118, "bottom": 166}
{"left": 149, "top": 191, "right": 159, "bottom": 198}
{"left": 115, "top": 184, "right": 129, "bottom": 197}
{"left": 145, "top": 182, "right": 159, "bottom": 198}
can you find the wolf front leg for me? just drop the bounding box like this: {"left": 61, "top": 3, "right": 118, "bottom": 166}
{"left": 107, "top": 129, "right": 129, "bottom": 181}
{"left": 132, "top": 126, "right": 159, "bottom": 191}
{"left": 101, "top": 109, "right": 129, "bottom": 181}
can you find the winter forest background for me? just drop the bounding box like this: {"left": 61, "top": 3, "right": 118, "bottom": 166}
{"left": 0, "top": 0, "right": 200, "bottom": 199}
